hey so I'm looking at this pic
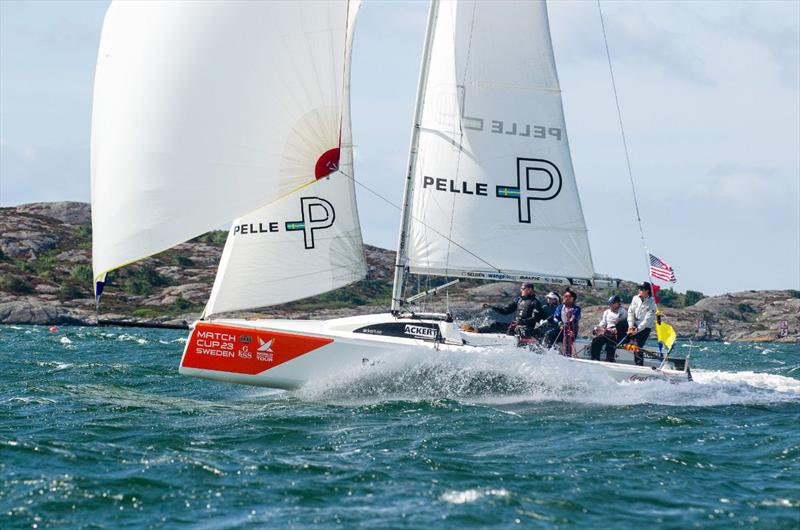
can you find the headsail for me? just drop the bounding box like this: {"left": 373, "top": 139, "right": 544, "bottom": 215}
{"left": 91, "top": 1, "right": 357, "bottom": 292}
{"left": 204, "top": 6, "right": 365, "bottom": 317}
{"left": 403, "top": 0, "right": 596, "bottom": 285}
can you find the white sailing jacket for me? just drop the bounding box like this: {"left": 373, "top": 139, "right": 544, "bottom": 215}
{"left": 597, "top": 306, "right": 627, "bottom": 329}
{"left": 628, "top": 295, "right": 656, "bottom": 332}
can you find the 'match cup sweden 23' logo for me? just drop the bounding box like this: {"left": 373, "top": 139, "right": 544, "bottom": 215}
{"left": 421, "top": 157, "right": 562, "bottom": 224}
{"left": 232, "top": 196, "right": 335, "bottom": 250}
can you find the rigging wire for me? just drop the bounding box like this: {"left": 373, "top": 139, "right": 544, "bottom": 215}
{"left": 338, "top": 168, "right": 501, "bottom": 273}
{"left": 596, "top": 0, "right": 653, "bottom": 281}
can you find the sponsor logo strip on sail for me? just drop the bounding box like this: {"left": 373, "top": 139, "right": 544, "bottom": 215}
{"left": 182, "top": 322, "right": 333, "bottom": 375}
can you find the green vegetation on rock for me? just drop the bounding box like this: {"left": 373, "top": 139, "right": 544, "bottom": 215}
{"left": 119, "top": 266, "right": 170, "bottom": 296}
{"left": 190, "top": 231, "right": 228, "bottom": 246}
{"left": 70, "top": 264, "right": 93, "bottom": 285}
{"left": 684, "top": 290, "right": 705, "bottom": 306}
{"left": 0, "top": 275, "right": 33, "bottom": 294}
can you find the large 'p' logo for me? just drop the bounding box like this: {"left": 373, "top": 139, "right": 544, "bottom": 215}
{"left": 496, "top": 158, "right": 562, "bottom": 223}
{"left": 285, "top": 197, "right": 335, "bottom": 249}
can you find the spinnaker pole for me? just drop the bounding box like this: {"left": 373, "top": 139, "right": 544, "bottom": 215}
{"left": 390, "top": 0, "right": 441, "bottom": 314}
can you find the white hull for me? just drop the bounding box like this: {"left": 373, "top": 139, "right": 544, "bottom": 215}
{"left": 179, "top": 314, "right": 691, "bottom": 389}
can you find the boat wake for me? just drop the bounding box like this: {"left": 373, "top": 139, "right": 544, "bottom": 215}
{"left": 293, "top": 344, "right": 800, "bottom": 408}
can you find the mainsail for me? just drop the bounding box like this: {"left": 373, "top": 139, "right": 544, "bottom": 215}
{"left": 204, "top": 6, "right": 365, "bottom": 317}
{"left": 401, "top": 0, "right": 597, "bottom": 286}
{"left": 91, "top": 1, "right": 357, "bottom": 292}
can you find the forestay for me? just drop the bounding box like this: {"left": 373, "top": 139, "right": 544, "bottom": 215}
{"left": 405, "top": 0, "right": 597, "bottom": 284}
{"left": 205, "top": 7, "right": 365, "bottom": 317}
{"left": 91, "top": 1, "right": 356, "bottom": 292}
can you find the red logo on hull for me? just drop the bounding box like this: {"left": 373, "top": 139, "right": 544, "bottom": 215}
{"left": 182, "top": 322, "right": 333, "bottom": 375}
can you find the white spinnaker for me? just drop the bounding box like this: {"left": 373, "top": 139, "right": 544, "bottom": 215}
{"left": 91, "top": 1, "right": 355, "bottom": 288}
{"left": 405, "top": 0, "right": 595, "bottom": 281}
{"left": 205, "top": 5, "right": 365, "bottom": 317}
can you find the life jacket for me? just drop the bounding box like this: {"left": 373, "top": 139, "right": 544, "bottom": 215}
{"left": 514, "top": 296, "right": 541, "bottom": 325}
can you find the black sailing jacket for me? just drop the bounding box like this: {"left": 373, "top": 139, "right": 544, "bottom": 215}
{"left": 491, "top": 295, "right": 543, "bottom": 327}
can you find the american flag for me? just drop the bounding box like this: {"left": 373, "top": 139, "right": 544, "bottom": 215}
{"left": 649, "top": 253, "right": 676, "bottom": 283}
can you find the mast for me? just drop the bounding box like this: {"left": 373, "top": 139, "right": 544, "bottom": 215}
{"left": 390, "top": 0, "right": 441, "bottom": 314}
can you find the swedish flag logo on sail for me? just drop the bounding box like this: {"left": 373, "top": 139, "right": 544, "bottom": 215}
{"left": 496, "top": 158, "right": 562, "bottom": 223}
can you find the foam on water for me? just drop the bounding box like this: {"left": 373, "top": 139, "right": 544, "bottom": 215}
{"left": 440, "top": 488, "right": 510, "bottom": 504}
{"left": 117, "top": 333, "right": 149, "bottom": 344}
{"left": 294, "top": 343, "right": 800, "bottom": 408}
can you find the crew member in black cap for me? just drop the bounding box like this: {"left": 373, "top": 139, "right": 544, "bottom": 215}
{"left": 483, "top": 282, "right": 543, "bottom": 338}
{"left": 623, "top": 282, "right": 657, "bottom": 365}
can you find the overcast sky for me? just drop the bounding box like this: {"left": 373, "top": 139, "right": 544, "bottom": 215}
{"left": 1, "top": 0, "right": 798, "bottom": 295}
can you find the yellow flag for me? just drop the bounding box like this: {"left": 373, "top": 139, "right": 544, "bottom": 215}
{"left": 656, "top": 322, "right": 677, "bottom": 352}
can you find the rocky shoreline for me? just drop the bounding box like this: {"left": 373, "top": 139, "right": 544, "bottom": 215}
{"left": 1, "top": 202, "right": 798, "bottom": 343}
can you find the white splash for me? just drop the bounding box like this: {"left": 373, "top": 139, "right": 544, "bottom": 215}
{"left": 294, "top": 343, "right": 800, "bottom": 408}
{"left": 117, "top": 334, "right": 148, "bottom": 345}
{"left": 440, "top": 488, "right": 510, "bottom": 504}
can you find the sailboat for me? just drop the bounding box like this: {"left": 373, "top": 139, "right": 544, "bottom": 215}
{"left": 91, "top": 0, "right": 691, "bottom": 389}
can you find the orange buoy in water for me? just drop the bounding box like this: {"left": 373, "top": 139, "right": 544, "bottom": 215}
{"left": 49, "top": 326, "right": 58, "bottom": 333}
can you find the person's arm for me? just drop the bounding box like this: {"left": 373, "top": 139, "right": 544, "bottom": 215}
{"left": 627, "top": 299, "right": 636, "bottom": 328}
{"left": 552, "top": 304, "right": 563, "bottom": 324}
{"left": 491, "top": 298, "right": 518, "bottom": 315}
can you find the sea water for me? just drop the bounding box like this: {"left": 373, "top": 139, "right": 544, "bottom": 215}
{"left": 1, "top": 325, "right": 798, "bottom": 529}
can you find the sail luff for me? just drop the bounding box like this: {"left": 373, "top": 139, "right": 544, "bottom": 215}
{"left": 390, "top": 0, "right": 442, "bottom": 313}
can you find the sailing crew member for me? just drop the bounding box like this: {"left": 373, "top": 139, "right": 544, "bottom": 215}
{"left": 547, "top": 289, "right": 582, "bottom": 354}
{"left": 483, "top": 282, "right": 543, "bottom": 338}
{"left": 590, "top": 295, "right": 628, "bottom": 362}
{"left": 535, "top": 292, "right": 560, "bottom": 340}
{"left": 623, "top": 281, "right": 657, "bottom": 365}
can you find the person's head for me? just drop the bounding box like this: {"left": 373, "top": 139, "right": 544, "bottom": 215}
{"left": 637, "top": 282, "right": 652, "bottom": 298}
{"left": 520, "top": 282, "right": 535, "bottom": 297}
{"left": 562, "top": 288, "right": 577, "bottom": 305}
{"left": 608, "top": 295, "right": 621, "bottom": 309}
{"left": 545, "top": 292, "right": 559, "bottom": 305}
